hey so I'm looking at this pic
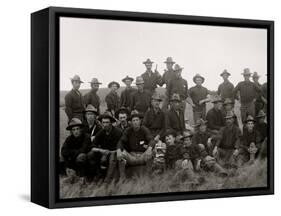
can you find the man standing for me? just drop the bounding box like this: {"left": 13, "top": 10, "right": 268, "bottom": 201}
{"left": 120, "top": 75, "right": 136, "bottom": 111}
{"left": 83, "top": 78, "right": 102, "bottom": 114}
{"left": 166, "top": 94, "right": 185, "bottom": 134}
{"left": 64, "top": 75, "right": 85, "bottom": 121}
{"left": 83, "top": 104, "right": 102, "bottom": 143}
{"left": 217, "top": 69, "right": 234, "bottom": 101}
{"left": 188, "top": 74, "right": 210, "bottom": 123}
{"left": 130, "top": 76, "right": 151, "bottom": 114}
{"left": 261, "top": 82, "right": 267, "bottom": 113}
{"left": 115, "top": 107, "right": 131, "bottom": 133}
{"left": 206, "top": 96, "right": 225, "bottom": 134}
{"left": 213, "top": 111, "right": 242, "bottom": 168}
{"left": 160, "top": 57, "right": 176, "bottom": 111}
{"left": 233, "top": 68, "right": 262, "bottom": 122}
{"left": 143, "top": 92, "right": 166, "bottom": 139}
{"left": 117, "top": 112, "right": 155, "bottom": 178}
{"left": 105, "top": 81, "right": 121, "bottom": 117}
{"left": 252, "top": 72, "right": 265, "bottom": 115}
{"left": 167, "top": 64, "right": 188, "bottom": 114}
{"left": 88, "top": 112, "right": 123, "bottom": 183}
{"left": 141, "top": 58, "right": 162, "bottom": 95}
{"left": 61, "top": 118, "right": 91, "bottom": 177}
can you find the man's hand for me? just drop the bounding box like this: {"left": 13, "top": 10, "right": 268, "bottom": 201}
{"left": 116, "top": 149, "right": 123, "bottom": 160}
{"left": 144, "top": 147, "right": 153, "bottom": 161}
{"left": 233, "top": 149, "right": 239, "bottom": 157}
{"left": 195, "top": 159, "right": 201, "bottom": 171}
{"left": 212, "top": 146, "right": 218, "bottom": 157}
{"left": 154, "top": 135, "right": 160, "bottom": 142}
{"left": 76, "top": 153, "right": 86, "bottom": 163}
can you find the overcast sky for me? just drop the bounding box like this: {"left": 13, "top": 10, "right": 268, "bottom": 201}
{"left": 60, "top": 17, "right": 267, "bottom": 91}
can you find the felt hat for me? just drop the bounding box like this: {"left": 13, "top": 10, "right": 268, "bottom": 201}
{"left": 223, "top": 98, "right": 234, "bottom": 106}
{"left": 84, "top": 104, "right": 98, "bottom": 115}
{"left": 256, "top": 110, "right": 266, "bottom": 118}
{"left": 115, "top": 106, "right": 130, "bottom": 118}
{"left": 98, "top": 111, "right": 116, "bottom": 123}
{"left": 143, "top": 58, "right": 154, "bottom": 64}
{"left": 129, "top": 110, "right": 144, "bottom": 120}
{"left": 224, "top": 111, "right": 235, "bottom": 119}
{"left": 164, "top": 57, "right": 175, "bottom": 64}
{"left": 66, "top": 118, "right": 84, "bottom": 130}
{"left": 252, "top": 72, "right": 260, "bottom": 78}
{"left": 181, "top": 130, "right": 193, "bottom": 140}
{"left": 174, "top": 64, "right": 184, "bottom": 72}
{"left": 194, "top": 118, "right": 208, "bottom": 128}
{"left": 193, "top": 74, "right": 205, "bottom": 83}
{"left": 169, "top": 93, "right": 181, "bottom": 102}
{"left": 212, "top": 95, "right": 223, "bottom": 103}
{"left": 135, "top": 76, "right": 145, "bottom": 85}
{"left": 164, "top": 129, "right": 177, "bottom": 138}
{"left": 245, "top": 115, "right": 256, "bottom": 123}
{"left": 108, "top": 81, "right": 120, "bottom": 89}
{"left": 220, "top": 69, "right": 231, "bottom": 77}
{"left": 89, "top": 78, "right": 102, "bottom": 85}
{"left": 122, "top": 75, "right": 134, "bottom": 83}
{"left": 71, "top": 75, "right": 83, "bottom": 83}
{"left": 151, "top": 92, "right": 163, "bottom": 101}
{"left": 241, "top": 68, "right": 252, "bottom": 76}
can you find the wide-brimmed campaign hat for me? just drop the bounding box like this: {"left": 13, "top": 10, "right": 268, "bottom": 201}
{"left": 193, "top": 74, "right": 205, "bottom": 83}
{"left": 129, "top": 110, "right": 144, "bottom": 120}
{"left": 220, "top": 69, "right": 231, "bottom": 77}
{"left": 164, "top": 129, "right": 177, "bottom": 138}
{"left": 194, "top": 118, "right": 208, "bottom": 128}
{"left": 122, "top": 75, "right": 134, "bottom": 83}
{"left": 143, "top": 58, "right": 154, "bottom": 65}
{"left": 169, "top": 93, "right": 181, "bottom": 102}
{"left": 89, "top": 78, "right": 102, "bottom": 85}
{"left": 224, "top": 111, "right": 235, "bottom": 119}
{"left": 245, "top": 115, "right": 255, "bottom": 123}
{"left": 115, "top": 106, "right": 130, "bottom": 118}
{"left": 252, "top": 72, "right": 260, "bottom": 78}
{"left": 135, "top": 76, "right": 145, "bottom": 85}
{"left": 174, "top": 64, "right": 184, "bottom": 72}
{"left": 84, "top": 104, "right": 98, "bottom": 115}
{"left": 98, "top": 111, "right": 116, "bottom": 123}
{"left": 223, "top": 98, "right": 235, "bottom": 106}
{"left": 71, "top": 75, "right": 83, "bottom": 83}
{"left": 108, "top": 81, "right": 120, "bottom": 89}
{"left": 66, "top": 118, "right": 84, "bottom": 130}
{"left": 164, "top": 57, "right": 175, "bottom": 64}
{"left": 181, "top": 130, "right": 193, "bottom": 140}
{"left": 151, "top": 92, "right": 163, "bottom": 101}
{"left": 212, "top": 95, "right": 223, "bottom": 104}
{"left": 256, "top": 110, "right": 266, "bottom": 118}
{"left": 241, "top": 68, "right": 252, "bottom": 76}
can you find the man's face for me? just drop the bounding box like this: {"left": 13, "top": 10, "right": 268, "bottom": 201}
{"left": 136, "top": 83, "right": 144, "bottom": 91}
{"left": 91, "top": 83, "right": 99, "bottom": 92}
{"left": 72, "top": 81, "right": 81, "bottom": 90}
{"left": 195, "top": 78, "right": 203, "bottom": 86}
{"left": 222, "top": 74, "right": 229, "bottom": 81}
{"left": 253, "top": 77, "right": 259, "bottom": 83}
{"left": 124, "top": 80, "right": 132, "bottom": 87}
{"left": 102, "top": 118, "right": 112, "bottom": 131}
{"left": 118, "top": 113, "right": 127, "bottom": 124}
{"left": 145, "top": 63, "right": 152, "bottom": 70}
{"left": 226, "top": 117, "right": 234, "bottom": 126}
{"left": 183, "top": 137, "right": 192, "bottom": 147}
{"left": 71, "top": 126, "right": 82, "bottom": 138}
{"left": 111, "top": 84, "right": 118, "bottom": 92}
{"left": 131, "top": 117, "right": 141, "bottom": 128}
{"left": 175, "top": 71, "right": 181, "bottom": 78}
{"left": 165, "top": 135, "right": 175, "bottom": 145}
{"left": 166, "top": 62, "right": 173, "bottom": 70}
{"left": 199, "top": 124, "right": 207, "bottom": 133}
{"left": 244, "top": 75, "right": 251, "bottom": 81}
{"left": 214, "top": 102, "right": 223, "bottom": 110}
{"left": 171, "top": 101, "right": 180, "bottom": 110}
{"left": 85, "top": 112, "right": 96, "bottom": 123}
{"left": 151, "top": 99, "right": 160, "bottom": 109}
{"left": 246, "top": 121, "right": 255, "bottom": 131}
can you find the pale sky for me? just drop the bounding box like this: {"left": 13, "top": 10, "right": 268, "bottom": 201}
{"left": 60, "top": 17, "right": 267, "bottom": 91}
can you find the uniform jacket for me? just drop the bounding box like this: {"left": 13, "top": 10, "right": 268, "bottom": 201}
{"left": 216, "top": 124, "right": 241, "bottom": 150}
{"left": 83, "top": 90, "right": 101, "bottom": 114}
{"left": 141, "top": 70, "right": 162, "bottom": 93}
{"left": 188, "top": 85, "right": 209, "bottom": 112}
{"left": 167, "top": 77, "right": 188, "bottom": 100}
{"left": 143, "top": 108, "right": 166, "bottom": 137}
{"left": 64, "top": 89, "right": 85, "bottom": 120}
{"left": 241, "top": 128, "right": 261, "bottom": 151}
{"left": 217, "top": 80, "right": 234, "bottom": 100}
{"left": 83, "top": 121, "right": 102, "bottom": 142}
{"left": 206, "top": 107, "right": 225, "bottom": 130}
{"left": 130, "top": 90, "right": 151, "bottom": 114}
{"left": 105, "top": 91, "right": 120, "bottom": 113}
{"left": 120, "top": 87, "right": 137, "bottom": 109}
{"left": 166, "top": 108, "right": 185, "bottom": 133}
{"left": 233, "top": 81, "right": 261, "bottom": 104}
{"left": 160, "top": 69, "right": 175, "bottom": 88}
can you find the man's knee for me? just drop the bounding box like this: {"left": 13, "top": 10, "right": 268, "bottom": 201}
{"left": 76, "top": 153, "right": 87, "bottom": 163}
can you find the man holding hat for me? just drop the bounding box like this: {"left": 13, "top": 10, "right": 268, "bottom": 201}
{"left": 61, "top": 118, "right": 91, "bottom": 177}
{"left": 233, "top": 68, "right": 262, "bottom": 123}
{"left": 252, "top": 72, "right": 265, "bottom": 115}
{"left": 217, "top": 69, "right": 234, "bottom": 101}
{"left": 213, "top": 111, "right": 242, "bottom": 167}
{"left": 105, "top": 81, "right": 121, "bottom": 117}
{"left": 88, "top": 111, "right": 123, "bottom": 183}
{"left": 141, "top": 58, "right": 162, "bottom": 94}
{"left": 167, "top": 64, "right": 188, "bottom": 114}
{"left": 166, "top": 93, "right": 185, "bottom": 134}
{"left": 83, "top": 104, "right": 102, "bottom": 142}
{"left": 120, "top": 75, "right": 136, "bottom": 111}
{"left": 65, "top": 75, "right": 85, "bottom": 122}
{"left": 84, "top": 78, "right": 102, "bottom": 115}
{"left": 143, "top": 92, "right": 166, "bottom": 139}
{"left": 117, "top": 111, "right": 156, "bottom": 179}
{"left": 206, "top": 96, "right": 225, "bottom": 134}
{"left": 130, "top": 76, "right": 151, "bottom": 114}
{"left": 188, "top": 74, "right": 210, "bottom": 124}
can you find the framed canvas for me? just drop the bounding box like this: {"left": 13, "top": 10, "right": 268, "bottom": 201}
{"left": 31, "top": 6, "right": 274, "bottom": 208}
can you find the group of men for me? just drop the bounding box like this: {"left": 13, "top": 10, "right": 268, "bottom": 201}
{"left": 61, "top": 57, "right": 268, "bottom": 184}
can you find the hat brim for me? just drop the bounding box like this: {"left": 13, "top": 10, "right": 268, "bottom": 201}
{"left": 129, "top": 113, "right": 144, "bottom": 120}
{"left": 71, "top": 79, "right": 84, "bottom": 83}
{"left": 135, "top": 82, "right": 145, "bottom": 85}
{"left": 241, "top": 73, "right": 252, "bottom": 76}
{"left": 220, "top": 72, "right": 231, "bottom": 76}
{"left": 143, "top": 61, "right": 154, "bottom": 64}
{"left": 245, "top": 119, "right": 256, "bottom": 123}
{"left": 181, "top": 135, "right": 193, "bottom": 140}
{"left": 212, "top": 100, "right": 224, "bottom": 104}
{"left": 164, "top": 61, "right": 175, "bottom": 64}
{"left": 193, "top": 76, "right": 205, "bottom": 83}
{"left": 108, "top": 82, "right": 120, "bottom": 89}
{"left": 89, "top": 82, "right": 102, "bottom": 85}
{"left": 84, "top": 110, "right": 99, "bottom": 115}
{"left": 122, "top": 78, "right": 134, "bottom": 83}
{"left": 224, "top": 115, "right": 235, "bottom": 119}
{"left": 170, "top": 99, "right": 181, "bottom": 102}
{"left": 98, "top": 115, "right": 116, "bottom": 123}
{"left": 223, "top": 101, "right": 234, "bottom": 106}
{"left": 66, "top": 123, "right": 84, "bottom": 130}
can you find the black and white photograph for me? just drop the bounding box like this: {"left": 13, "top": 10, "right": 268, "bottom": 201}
{"left": 58, "top": 16, "right": 270, "bottom": 199}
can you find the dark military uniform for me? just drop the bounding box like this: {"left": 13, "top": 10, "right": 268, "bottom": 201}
{"left": 120, "top": 87, "right": 136, "bottom": 110}
{"left": 253, "top": 82, "right": 265, "bottom": 115}
{"left": 206, "top": 107, "right": 225, "bottom": 132}
{"left": 143, "top": 108, "right": 166, "bottom": 138}
{"left": 166, "top": 107, "right": 185, "bottom": 134}
{"left": 217, "top": 80, "right": 234, "bottom": 101}
{"left": 64, "top": 89, "right": 85, "bottom": 121}
{"left": 261, "top": 83, "right": 267, "bottom": 113}
{"left": 105, "top": 91, "right": 120, "bottom": 114}
{"left": 130, "top": 90, "right": 151, "bottom": 114}
{"left": 167, "top": 77, "right": 188, "bottom": 101}
{"left": 83, "top": 90, "right": 101, "bottom": 114}
{"left": 192, "top": 130, "right": 213, "bottom": 155}
{"left": 165, "top": 144, "right": 182, "bottom": 169}
{"left": 116, "top": 121, "right": 131, "bottom": 133}
{"left": 141, "top": 70, "right": 162, "bottom": 94}
{"left": 84, "top": 121, "right": 102, "bottom": 142}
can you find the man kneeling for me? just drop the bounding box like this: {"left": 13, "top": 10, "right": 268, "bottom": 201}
{"left": 116, "top": 112, "right": 156, "bottom": 179}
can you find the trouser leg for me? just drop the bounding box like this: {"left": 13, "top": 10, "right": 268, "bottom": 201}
{"left": 104, "top": 153, "right": 117, "bottom": 183}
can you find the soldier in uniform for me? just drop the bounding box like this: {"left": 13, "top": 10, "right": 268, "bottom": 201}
{"left": 188, "top": 74, "right": 210, "bottom": 124}
{"left": 143, "top": 92, "right": 166, "bottom": 139}
{"left": 105, "top": 81, "right": 121, "bottom": 117}
{"left": 233, "top": 68, "right": 262, "bottom": 123}
{"left": 160, "top": 57, "right": 176, "bottom": 111}
{"left": 141, "top": 58, "right": 162, "bottom": 95}
{"left": 222, "top": 98, "right": 239, "bottom": 126}
{"left": 252, "top": 72, "right": 265, "bottom": 115}
{"left": 120, "top": 75, "right": 136, "bottom": 111}
{"left": 130, "top": 76, "right": 151, "bottom": 114}
{"left": 64, "top": 75, "right": 85, "bottom": 122}
{"left": 83, "top": 78, "right": 102, "bottom": 114}
{"left": 166, "top": 94, "right": 185, "bottom": 134}
{"left": 217, "top": 69, "right": 234, "bottom": 101}
{"left": 115, "top": 107, "right": 131, "bottom": 133}
{"left": 255, "top": 110, "right": 267, "bottom": 159}
{"left": 206, "top": 96, "right": 225, "bottom": 134}
{"left": 167, "top": 64, "right": 188, "bottom": 114}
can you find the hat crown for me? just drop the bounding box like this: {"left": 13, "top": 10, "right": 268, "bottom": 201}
{"left": 196, "top": 118, "right": 207, "bottom": 126}
{"left": 224, "top": 110, "right": 235, "bottom": 119}
{"left": 71, "top": 75, "right": 83, "bottom": 82}
{"left": 135, "top": 76, "right": 145, "bottom": 84}
{"left": 212, "top": 95, "right": 223, "bottom": 103}
{"left": 143, "top": 58, "right": 153, "bottom": 64}
{"left": 108, "top": 81, "right": 120, "bottom": 88}
{"left": 246, "top": 115, "right": 255, "bottom": 121}
{"left": 252, "top": 72, "right": 260, "bottom": 77}
{"left": 182, "top": 130, "right": 193, "bottom": 138}
{"left": 85, "top": 104, "right": 98, "bottom": 112}
{"left": 164, "top": 57, "right": 175, "bottom": 63}
{"left": 174, "top": 64, "right": 183, "bottom": 71}
{"left": 223, "top": 98, "right": 234, "bottom": 105}
{"left": 90, "top": 78, "right": 101, "bottom": 84}
{"left": 151, "top": 92, "right": 162, "bottom": 101}
{"left": 242, "top": 68, "right": 251, "bottom": 75}
{"left": 257, "top": 110, "right": 266, "bottom": 117}
{"left": 68, "top": 118, "right": 82, "bottom": 126}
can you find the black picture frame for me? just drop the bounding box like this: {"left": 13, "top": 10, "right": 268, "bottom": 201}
{"left": 31, "top": 6, "right": 274, "bottom": 208}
